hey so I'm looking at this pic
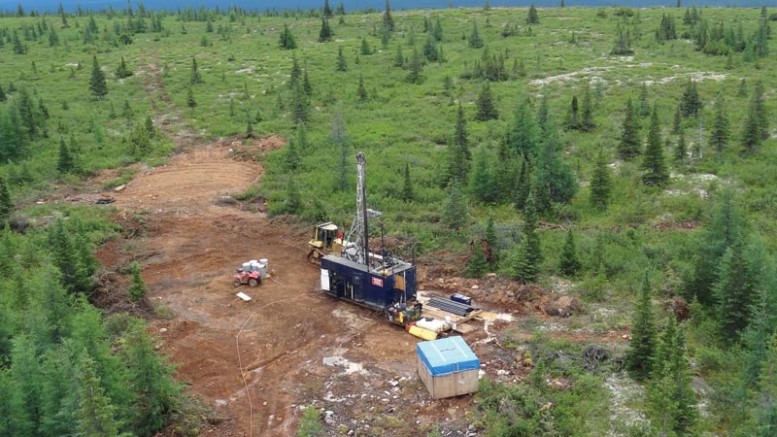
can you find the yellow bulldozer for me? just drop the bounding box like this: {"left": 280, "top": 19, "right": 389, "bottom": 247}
{"left": 307, "top": 222, "right": 344, "bottom": 264}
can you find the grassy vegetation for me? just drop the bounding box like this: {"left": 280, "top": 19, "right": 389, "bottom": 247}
{"left": 2, "top": 3, "right": 777, "bottom": 435}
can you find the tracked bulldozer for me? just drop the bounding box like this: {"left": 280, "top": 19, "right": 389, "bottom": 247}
{"left": 307, "top": 222, "right": 344, "bottom": 264}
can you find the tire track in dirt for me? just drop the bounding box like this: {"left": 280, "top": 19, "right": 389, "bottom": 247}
{"left": 108, "top": 52, "right": 383, "bottom": 437}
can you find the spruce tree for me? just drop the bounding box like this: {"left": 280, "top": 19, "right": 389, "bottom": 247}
{"left": 485, "top": 216, "right": 498, "bottom": 265}
{"left": 537, "top": 93, "right": 549, "bottom": 133}
{"left": 513, "top": 192, "right": 541, "bottom": 284}
{"left": 432, "top": 16, "right": 443, "bottom": 41}
{"left": 514, "top": 157, "right": 530, "bottom": 211}
{"left": 468, "top": 21, "right": 484, "bottom": 48}
{"left": 672, "top": 105, "right": 683, "bottom": 135}
{"left": 361, "top": 38, "right": 372, "bottom": 56}
{"left": 469, "top": 146, "right": 498, "bottom": 203}
{"left": 580, "top": 81, "right": 596, "bottom": 132}
{"left": 527, "top": 4, "right": 540, "bottom": 24}
{"left": 680, "top": 78, "right": 701, "bottom": 117}
{"left": 186, "top": 87, "right": 196, "bottom": 110}
{"left": 302, "top": 59, "right": 313, "bottom": 96}
{"left": 128, "top": 261, "right": 147, "bottom": 303}
{"left": 618, "top": 97, "right": 641, "bottom": 160}
{"left": 393, "top": 43, "right": 404, "bottom": 67}
{"left": 405, "top": 47, "right": 423, "bottom": 84}
{"left": 383, "top": 0, "right": 395, "bottom": 32}
{"left": 709, "top": 97, "right": 730, "bottom": 157}
{"left": 590, "top": 152, "right": 611, "bottom": 211}
{"left": 279, "top": 23, "right": 297, "bottom": 49}
{"left": 289, "top": 54, "right": 302, "bottom": 89}
{"left": 318, "top": 16, "right": 333, "bottom": 42}
{"left": 558, "top": 228, "right": 581, "bottom": 276}
{"left": 0, "top": 85, "right": 5, "bottom": 102}
{"left": 641, "top": 106, "right": 668, "bottom": 186}
{"left": 291, "top": 83, "right": 309, "bottom": 124}
{"left": 190, "top": 57, "right": 202, "bottom": 85}
{"left": 475, "top": 82, "right": 498, "bottom": 121}
{"left": 322, "top": 0, "right": 333, "bottom": 18}
{"left": 89, "top": 55, "right": 107, "bottom": 99}
{"left": 57, "top": 137, "right": 74, "bottom": 174}
{"left": 422, "top": 35, "right": 438, "bottom": 61}
{"left": 442, "top": 182, "right": 469, "bottom": 230}
{"left": 335, "top": 46, "right": 348, "bottom": 71}
{"left": 741, "top": 90, "right": 762, "bottom": 154}
{"left": 464, "top": 240, "right": 488, "bottom": 278}
{"left": 509, "top": 96, "right": 540, "bottom": 159}
{"left": 714, "top": 236, "right": 758, "bottom": 343}
{"left": 0, "top": 178, "right": 11, "bottom": 225}
{"left": 625, "top": 273, "right": 656, "bottom": 381}
{"left": 401, "top": 163, "right": 413, "bottom": 201}
{"left": 674, "top": 131, "right": 687, "bottom": 166}
{"left": 566, "top": 95, "right": 580, "bottom": 130}
{"left": 649, "top": 318, "right": 698, "bottom": 436}
{"left": 753, "top": 80, "right": 769, "bottom": 141}
{"left": 638, "top": 82, "right": 650, "bottom": 117}
{"left": 115, "top": 56, "right": 132, "bottom": 78}
{"left": 445, "top": 103, "right": 470, "bottom": 184}
{"left": 75, "top": 355, "right": 121, "bottom": 437}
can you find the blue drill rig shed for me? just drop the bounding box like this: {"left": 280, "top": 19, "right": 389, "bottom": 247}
{"left": 318, "top": 152, "right": 419, "bottom": 315}
{"left": 320, "top": 253, "right": 417, "bottom": 312}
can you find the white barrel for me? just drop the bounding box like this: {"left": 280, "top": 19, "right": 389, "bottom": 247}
{"left": 320, "top": 269, "right": 330, "bottom": 291}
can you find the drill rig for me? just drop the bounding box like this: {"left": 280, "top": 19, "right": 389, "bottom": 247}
{"left": 319, "top": 152, "right": 420, "bottom": 326}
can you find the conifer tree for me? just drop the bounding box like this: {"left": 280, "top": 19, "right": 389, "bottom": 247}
{"left": 714, "top": 236, "right": 758, "bottom": 343}
{"left": 513, "top": 191, "right": 541, "bottom": 284}
{"left": 279, "top": 23, "right": 297, "bottom": 49}
{"left": 680, "top": 78, "right": 701, "bottom": 117}
{"left": 469, "top": 146, "right": 498, "bottom": 203}
{"left": 115, "top": 56, "right": 132, "bottom": 78}
{"left": 357, "top": 74, "right": 368, "bottom": 102}
{"left": 527, "top": 4, "right": 540, "bottom": 24}
{"left": 618, "top": 97, "right": 641, "bottom": 160}
{"left": 89, "top": 55, "right": 107, "bottom": 99}
{"left": 468, "top": 21, "right": 484, "bottom": 48}
{"left": 537, "top": 93, "right": 549, "bottom": 133}
{"left": 302, "top": 59, "right": 313, "bottom": 96}
{"left": 0, "top": 178, "right": 11, "bottom": 225}
{"left": 741, "top": 90, "right": 763, "bottom": 154}
{"left": 121, "top": 329, "right": 180, "bottom": 436}
{"left": 532, "top": 117, "right": 577, "bottom": 210}
{"left": 422, "top": 34, "right": 438, "bottom": 61}
{"left": 625, "top": 273, "right": 656, "bottom": 381}
{"left": 580, "top": 81, "right": 596, "bottom": 132}
{"left": 405, "top": 47, "right": 423, "bottom": 84}
{"left": 445, "top": 103, "right": 471, "bottom": 185}
{"left": 0, "top": 85, "right": 6, "bottom": 102}
{"left": 401, "top": 163, "right": 413, "bottom": 201}
{"left": 674, "top": 131, "right": 687, "bottom": 165}
{"left": 128, "top": 261, "right": 147, "bottom": 303}
{"left": 442, "top": 182, "right": 469, "bottom": 230}
{"left": 291, "top": 83, "right": 309, "bottom": 124}
{"left": 186, "top": 87, "right": 196, "bottom": 110}
{"left": 57, "top": 136, "right": 74, "bottom": 174}
{"left": 514, "top": 157, "right": 531, "bottom": 211}
{"left": 672, "top": 105, "right": 683, "bottom": 135}
{"left": 475, "top": 82, "right": 498, "bottom": 121}
{"left": 649, "top": 318, "right": 698, "bottom": 436}
{"left": 464, "top": 240, "right": 488, "bottom": 278}
{"left": 485, "top": 216, "right": 498, "bottom": 265}
{"left": 361, "top": 38, "right": 372, "bottom": 56}
{"left": 383, "top": 0, "right": 395, "bottom": 31}
{"left": 432, "top": 16, "right": 443, "bottom": 41}
{"left": 566, "top": 95, "right": 580, "bottom": 130}
{"left": 75, "top": 355, "right": 121, "bottom": 437}
{"left": 322, "top": 0, "right": 333, "bottom": 18}
{"left": 289, "top": 54, "right": 302, "bottom": 89}
{"left": 753, "top": 80, "right": 769, "bottom": 141}
{"left": 642, "top": 106, "right": 668, "bottom": 186}
{"left": 335, "top": 46, "right": 348, "bottom": 71}
{"left": 558, "top": 228, "right": 581, "bottom": 276}
{"left": 319, "top": 16, "right": 335, "bottom": 42}
{"left": 710, "top": 97, "right": 730, "bottom": 157}
{"left": 393, "top": 43, "right": 404, "bottom": 67}
{"left": 509, "top": 96, "right": 540, "bottom": 159}
{"left": 190, "top": 57, "right": 202, "bottom": 85}
{"left": 638, "top": 82, "right": 650, "bottom": 117}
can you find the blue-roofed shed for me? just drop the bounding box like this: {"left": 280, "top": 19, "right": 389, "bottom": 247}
{"left": 417, "top": 336, "right": 479, "bottom": 399}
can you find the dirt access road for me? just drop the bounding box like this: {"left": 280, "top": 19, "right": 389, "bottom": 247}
{"left": 98, "top": 138, "right": 438, "bottom": 436}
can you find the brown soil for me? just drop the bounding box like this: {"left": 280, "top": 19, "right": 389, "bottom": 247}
{"left": 77, "top": 53, "right": 627, "bottom": 437}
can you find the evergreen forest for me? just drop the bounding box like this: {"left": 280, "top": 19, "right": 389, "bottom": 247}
{"left": 1, "top": 1, "right": 777, "bottom": 435}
